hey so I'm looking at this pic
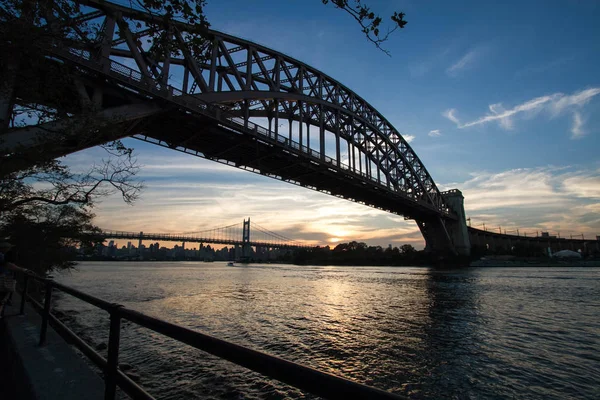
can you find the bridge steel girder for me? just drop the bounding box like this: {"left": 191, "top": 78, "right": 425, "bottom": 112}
{"left": 1, "top": 103, "right": 163, "bottom": 177}
{"left": 2, "top": 0, "right": 464, "bottom": 254}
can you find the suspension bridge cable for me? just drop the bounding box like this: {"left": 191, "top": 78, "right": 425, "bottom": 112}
{"left": 253, "top": 227, "right": 292, "bottom": 244}
{"left": 180, "top": 222, "right": 241, "bottom": 235}
{"left": 252, "top": 223, "right": 297, "bottom": 242}
{"left": 254, "top": 228, "right": 301, "bottom": 246}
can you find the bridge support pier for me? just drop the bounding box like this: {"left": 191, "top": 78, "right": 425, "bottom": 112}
{"left": 417, "top": 189, "right": 471, "bottom": 256}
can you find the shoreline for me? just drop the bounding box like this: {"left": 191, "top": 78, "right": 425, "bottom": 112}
{"left": 73, "top": 259, "right": 600, "bottom": 268}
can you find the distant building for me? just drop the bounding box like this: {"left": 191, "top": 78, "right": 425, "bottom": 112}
{"left": 106, "top": 240, "right": 117, "bottom": 257}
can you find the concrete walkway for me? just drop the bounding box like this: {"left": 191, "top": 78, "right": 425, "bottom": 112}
{"left": 0, "top": 293, "right": 105, "bottom": 400}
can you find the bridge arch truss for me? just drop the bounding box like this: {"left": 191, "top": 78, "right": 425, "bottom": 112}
{"left": 2, "top": 0, "right": 466, "bottom": 253}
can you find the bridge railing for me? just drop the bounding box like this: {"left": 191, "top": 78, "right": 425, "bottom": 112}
{"left": 13, "top": 269, "right": 400, "bottom": 400}
{"left": 467, "top": 222, "right": 595, "bottom": 241}
{"left": 55, "top": 46, "right": 438, "bottom": 211}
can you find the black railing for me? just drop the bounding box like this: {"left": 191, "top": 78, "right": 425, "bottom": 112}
{"left": 15, "top": 269, "right": 402, "bottom": 400}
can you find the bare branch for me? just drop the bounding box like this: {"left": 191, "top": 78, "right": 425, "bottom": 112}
{"left": 322, "top": 0, "right": 407, "bottom": 55}
{"left": 0, "top": 155, "right": 144, "bottom": 214}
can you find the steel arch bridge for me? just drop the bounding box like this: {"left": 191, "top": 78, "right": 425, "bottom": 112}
{"left": 0, "top": 0, "right": 470, "bottom": 255}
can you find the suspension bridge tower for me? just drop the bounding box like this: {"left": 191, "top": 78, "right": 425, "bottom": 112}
{"left": 241, "top": 218, "right": 251, "bottom": 261}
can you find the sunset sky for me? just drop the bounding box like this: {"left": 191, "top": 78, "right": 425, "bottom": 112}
{"left": 65, "top": 0, "right": 600, "bottom": 249}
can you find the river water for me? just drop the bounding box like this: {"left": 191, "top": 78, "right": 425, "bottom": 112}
{"left": 54, "top": 262, "right": 600, "bottom": 399}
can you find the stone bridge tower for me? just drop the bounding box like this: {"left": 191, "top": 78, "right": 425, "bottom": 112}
{"left": 417, "top": 189, "right": 471, "bottom": 256}
{"left": 441, "top": 189, "right": 471, "bottom": 256}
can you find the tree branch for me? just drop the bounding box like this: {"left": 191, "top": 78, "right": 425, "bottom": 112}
{"left": 322, "top": 0, "right": 407, "bottom": 56}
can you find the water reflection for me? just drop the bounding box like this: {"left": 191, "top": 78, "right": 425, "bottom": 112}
{"left": 54, "top": 263, "right": 600, "bottom": 400}
{"left": 419, "top": 268, "right": 482, "bottom": 398}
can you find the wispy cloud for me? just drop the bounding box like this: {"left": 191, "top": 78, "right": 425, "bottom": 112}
{"left": 442, "top": 109, "right": 460, "bottom": 125}
{"left": 551, "top": 88, "right": 600, "bottom": 114}
{"left": 446, "top": 47, "right": 485, "bottom": 76}
{"left": 571, "top": 112, "right": 584, "bottom": 139}
{"left": 404, "top": 134, "right": 415, "bottom": 143}
{"left": 444, "top": 87, "right": 600, "bottom": 136}
{"left": 460, "top": 94, "right": 558, "bottom": 128}
{"left": 428, "top": 129, "right": 442, "bottom": 137}
{"left": 459, "top": 166, "right": 600, "bottom": 236}
{"left": 562, "top": 171, "right": 600, "bottom": 199}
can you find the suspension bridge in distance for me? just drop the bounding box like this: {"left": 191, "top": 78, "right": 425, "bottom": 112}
{"left": 100, "top": 219, "right": 313, "bottom": 255}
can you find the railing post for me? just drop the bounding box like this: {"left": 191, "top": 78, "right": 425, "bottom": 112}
{"left": 20, "top": 273, "right": 29, "bottom": 315}
{"left": 39, "top": 280, "right": 53, "bottom": 346}
{"left": 105, "top": 305, "right": 123, "bottom": 400}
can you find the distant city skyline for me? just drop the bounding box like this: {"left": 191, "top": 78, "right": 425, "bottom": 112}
{"left": 104, "top": 239, "right": 237, "bottom": 252}
{"left": 65, "top": 0, "right": 600, "bottom": 249}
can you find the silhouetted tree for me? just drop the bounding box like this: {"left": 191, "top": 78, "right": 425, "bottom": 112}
{"left": 400, "top": 244, "right": 416, "bottom": 254}
{"left": 287, "top": 241, "right": 432, "bottom": 266}
{"left": 0, "top": 205, "right": 103, "bottom": 275}
{"left": 0, "top": 150, "right": 142, "bottom": 214}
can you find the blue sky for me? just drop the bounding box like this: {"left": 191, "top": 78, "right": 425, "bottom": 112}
{"left": 68, "top": 0, "right": 600, "bottom": 248}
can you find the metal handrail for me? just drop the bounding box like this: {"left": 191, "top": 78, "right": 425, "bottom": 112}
{"left": 14, "top": 268, "right": 402, "bottom": 400}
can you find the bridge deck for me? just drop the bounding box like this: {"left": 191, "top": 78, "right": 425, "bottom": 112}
{"left": 134, "top": 111, "right": 445, "bottom": 221}
{"left": 101, "top": 231, "right": 310, "bottom": 250}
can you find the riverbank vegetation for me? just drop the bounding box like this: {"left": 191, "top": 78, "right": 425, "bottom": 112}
{"left": 287, "top": 242, "right": 429, "bottom": 266}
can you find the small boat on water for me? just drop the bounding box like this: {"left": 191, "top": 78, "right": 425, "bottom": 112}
{"left": 226, "top": 262, "right": 235, "bottom": 266}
